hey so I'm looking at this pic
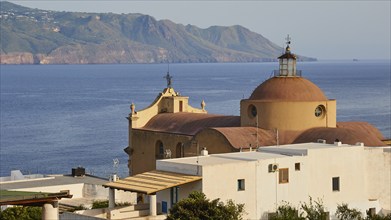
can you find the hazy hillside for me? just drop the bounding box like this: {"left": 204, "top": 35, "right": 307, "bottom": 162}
{"left": 0, "top": 1, "right": 316, "bottom": 64}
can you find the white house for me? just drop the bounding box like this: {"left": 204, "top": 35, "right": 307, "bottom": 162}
{"left": 154, "top": 142, "right": 390, "bottom": 219}
{"left": 1, "top": 169, "right": 137, "bottom": 220}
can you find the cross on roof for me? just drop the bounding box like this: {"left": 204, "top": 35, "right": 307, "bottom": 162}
{"left": 285, "top": 34, "right": 291, "bottom": 46}
{"left": 164, "top": 72, "right": 173, "bottom": 88}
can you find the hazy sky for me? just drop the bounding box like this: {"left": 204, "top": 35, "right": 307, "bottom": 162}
{"left": 7, "top": 0, "right": 391, "bottom": 60}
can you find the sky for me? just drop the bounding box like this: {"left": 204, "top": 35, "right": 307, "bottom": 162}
{"left": 6, "top": 0, "right": 391, "bottom": 60}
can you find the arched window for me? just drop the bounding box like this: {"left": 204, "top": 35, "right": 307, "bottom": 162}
{"left": 247, "top": 104, "right": 257, "bottom": 118}
{"left": 176, "top": 143, "right": 183, "bottom": 158}
{"left": 155, "top": 140, "right": 164, "bottom": 159}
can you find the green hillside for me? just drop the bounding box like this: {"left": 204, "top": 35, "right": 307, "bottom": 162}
{"left": 0, "top": 1, "right": 316, "bottom": 64}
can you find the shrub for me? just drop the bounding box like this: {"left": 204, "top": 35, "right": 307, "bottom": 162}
{"left": 270, "top": 201, "right": 304, "bottom": 220}
{"left": 91, "top": 200, "right": 132, "bottom": 209}
{"left": 167, "top": 191, "right": 245, "bottom": 220}
{"left": 92, "top": 200, "right": 109, "bottom": 209}
{"left": 70, "top": 204, "right": 87, "bottom": 211}
{"left": 335, "top": 203, "right": 391, "bottom": 220}
{"left": 366, "top": 213, "right": 391, "bottom": 220}
{"left": 300, "top": 197, "right": 328, "bottom": 220}
{"left": 0, "top": 206, "right": 41, "bottom": 220}
{"left": 335, "top": 203, "right": 363, "bottom": 220}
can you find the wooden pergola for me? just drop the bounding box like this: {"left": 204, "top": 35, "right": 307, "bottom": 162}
{"left": 0, "top": 190, "right": 72, "bottom": 220}
{"left": 103, "top": 170, "right": 202, "bottom": 195}
{"left": 103, "top": 170, "right": 202, "bottom": 216}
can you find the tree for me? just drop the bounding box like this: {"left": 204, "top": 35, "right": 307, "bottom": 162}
{"left": 0, "top": 206, "right": 41, "bottom": 220}
{"left": 166, "top": 191, "right": 245, "bottom": 220}
{"left": 335, "top": 203, "right": 363, "bottom": 220}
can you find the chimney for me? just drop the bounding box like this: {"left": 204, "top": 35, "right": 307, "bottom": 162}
{"left": 355, "top": 142, "right": 364, "bottom": 147}
{"left": 111, "top": 174, "right": 118, "bottom": 182}
{"left": 201, "top": 147, "right": 208, "bottom": 156}
{"left": 72, "top": 167, "right": 85, "bottom": 177}
{"left": 317, "top": 139, "right": 326, "bottom": 144}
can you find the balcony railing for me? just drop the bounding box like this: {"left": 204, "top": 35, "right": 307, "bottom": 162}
{"left": 273, "top": 70, "right": 302, "bottom": 77}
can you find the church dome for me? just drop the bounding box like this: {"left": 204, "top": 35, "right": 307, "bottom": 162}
{"left": 249, "top": 77, "right": 328, "bottom": 101}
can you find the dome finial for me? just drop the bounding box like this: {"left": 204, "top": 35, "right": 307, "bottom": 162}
{"left": 201, "top": 99, "right": 206, "bottom": 111}
{"left": 130, "top": 102, "right": 135, "bottom": 114}
{"left": 277, "top": 35, "right": 297, "bottom": 77}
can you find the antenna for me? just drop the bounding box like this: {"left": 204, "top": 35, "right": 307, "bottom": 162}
{"left": 256, "top": 114, "right": 259, "bottom": 148}
{"left": 195, "top": 140, "right": 200, "bottom": 175}
{"left": 251, "top": 115, "right": 259, "bottom": 149}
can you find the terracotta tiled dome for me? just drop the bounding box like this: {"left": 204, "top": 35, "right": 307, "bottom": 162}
{"left": 249, "top": 77, "right": 328, "bottom": 101}
{"left": 293, "top": 122, "right": 386, "bottom": 146}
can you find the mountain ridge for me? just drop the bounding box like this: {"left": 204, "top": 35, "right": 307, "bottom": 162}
{"left": 0, "top": 1, "right": 316, "bottom": 64}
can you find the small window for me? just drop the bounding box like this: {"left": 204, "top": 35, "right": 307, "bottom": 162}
{"left": 155, "top": 140, "right": 164, "bottom": 159}
{"left": 237, "top": 179, "right": 245, "bottom": 191}
{"left": 368, "top": 208, "right": 376, "bottom": 217}
{"left": 332, "top": 177, "right": 340, "bottom": 191}
{"left": 279, "top": 168, "right": 289, "bottom": 184}
{"left": 315, "top": 105, "right": 326, "bottom": 118}
{"left": 247, "top": 104, "right": 257, "bottom": 118}
{"left": 295, "top": 163, "right": 300, "bottom": 171}
{"left": 176, "top": 143, "right": 183, "bottom": 158}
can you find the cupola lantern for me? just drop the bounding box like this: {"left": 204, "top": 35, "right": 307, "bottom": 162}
{"left": 278, "top": 35, "right": 297, "bottom": 77}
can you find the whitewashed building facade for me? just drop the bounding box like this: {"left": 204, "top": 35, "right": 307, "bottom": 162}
{"left": 156, "top": 142, "right": 391, "bottom": 219}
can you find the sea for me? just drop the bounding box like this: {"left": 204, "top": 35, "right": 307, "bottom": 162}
{"left": 1, "top": 61, "right": 390, "bottom": 178}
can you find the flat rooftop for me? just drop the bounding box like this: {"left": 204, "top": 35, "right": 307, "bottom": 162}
{"left": 0, "top": 174, "right": 108, "bottom": 190}
{"left": 159, "top": 142, "right": 364, "bottom": 167}
{"left": 161, "top": 151, "right": 288, "bottom": 166}
{"left": 258, "top": 142, "right": 359, "bottom": 155}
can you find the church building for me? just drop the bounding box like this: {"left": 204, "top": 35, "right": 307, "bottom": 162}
{"left": 124, "top": 39, "right": 386, "bottom": 176}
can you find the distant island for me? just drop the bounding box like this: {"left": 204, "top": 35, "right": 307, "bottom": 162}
{"left": 0, "top": 1, "right": 316, "bottom": 64}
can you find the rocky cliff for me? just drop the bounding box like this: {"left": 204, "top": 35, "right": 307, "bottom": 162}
{"left": 0, "top": 1, "right": 316, "bottom": 64}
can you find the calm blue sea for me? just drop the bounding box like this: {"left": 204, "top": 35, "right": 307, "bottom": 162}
{"left": 1, "top": 61, "right": 390, "bottom": 178}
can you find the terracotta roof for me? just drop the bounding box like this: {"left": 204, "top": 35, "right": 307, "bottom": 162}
{"left": 208, "top": 127, "right": 303, "bottom": 149}
{"left": 336, "top": 121, "right": 384, "bottom": 140}
{"left": 210, "top": 127, "right": 276, "bottom": 149}
{"left": 203, "top": 122, "right": 385, "bottom": 149}
{"left": 278, "top": 52, "right": 296, "bottom": 59}
{"left": 249, "top": 77, "right": 328, "bottom": 101}
{"left": 139, "top": 113, "right": 240, "bottom": 135}
{"left": 139, "top": 112, "right": 385, "bottom": 147}
{"left": 293, "top": 122, "right": 386, "bottom": 146}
